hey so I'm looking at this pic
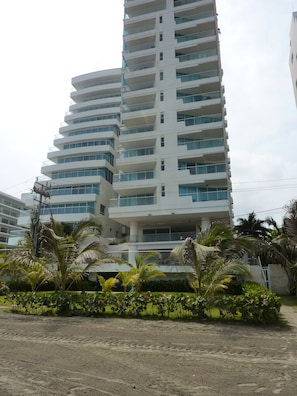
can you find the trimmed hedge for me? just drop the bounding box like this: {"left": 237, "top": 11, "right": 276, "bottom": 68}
{"left": 6, "top": 287, "right": 281, "bottom": 323}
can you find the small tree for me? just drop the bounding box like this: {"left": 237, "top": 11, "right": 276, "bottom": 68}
{"left": 125, "top": 252, "right": 166, "bottom": 292}
{"left": 97, "top": 275, "right": 118, "bottom": 293}
{"left": 170, "top": 237, "right": 251, "bottom": 295}
{"left": 40, "top": 217, "right": 106, "bottom": 291}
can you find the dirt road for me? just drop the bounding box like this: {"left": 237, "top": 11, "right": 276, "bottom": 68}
{"left": 0, "top": 309, "right": 297, "bottom": 395}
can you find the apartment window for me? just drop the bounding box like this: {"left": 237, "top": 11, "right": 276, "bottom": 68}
{"left": 159, "top": 16, "right": 163, "bottom": 23}
{"left": 161, "top": 136, "right": 165, "bottom": 147}
{"left": 161, "top": 160, "right": 165, "bottom": 171}
{"left": 160, "top": 91, "right": 164, "bottom": 101}
{"left": 160, "top": 113, "right": 164, "bottom": 123}
{"left": 159, "top": 33, "right": 163, "bottom": 42}
{"left": 160, "top": 71, "right": 164, "bottom": 81}
{"left": 161, "top": 186, "right": 165, "bottom": 197}
{"left": 100, "top": 204, "right": 105, "bottom": 215}
{"left": 160, "top": 52, "right": 163, "bottom": 61}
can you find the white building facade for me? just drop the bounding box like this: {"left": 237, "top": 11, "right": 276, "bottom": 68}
{"left": 108, "top": 0, "right": 233, "bottom": 260}
{"left": 0, "top": 192, "right": 27, "bottom": 247}
{"left": 20, "top": 0, "right": 232, "bottom": 266}
{"left": 290, "top": 12, "right": 297, "bottom": 106}
{"left": 39, "top": 68, "right": 123, "bottom": 239}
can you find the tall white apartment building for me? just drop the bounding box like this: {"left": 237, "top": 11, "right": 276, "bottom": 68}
{"left": 39, "top": 68, "right": 123, "bottom": 239}
{"left": 290, "top": 12, "right": 297, "bottom": 106}
{"left": 0, "top": 192, "right": 27, "bottom": 247}
{"left": 109, "top": 0, "right": 232, "bottom": 256}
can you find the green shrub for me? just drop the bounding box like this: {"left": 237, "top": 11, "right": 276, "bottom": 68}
{"left": 141, "top": 279, "right": 192, "bottom": 292}
{"left": 6, "top": 287, "right": 281, "bottom": 323}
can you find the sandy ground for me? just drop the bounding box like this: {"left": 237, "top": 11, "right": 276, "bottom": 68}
{"left": 0, "top": 306, "right": 297, "bottom": 396}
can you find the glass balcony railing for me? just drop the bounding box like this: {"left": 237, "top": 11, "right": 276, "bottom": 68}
{"left": 175, "top": 29, "right": 215, "bottom": 43}
{"left": 179, "top": 163, "right": 226, "bottom": 175}
{"left": 122, "top": 80, "right": 155, "bottom": 92}
{"left": 175, "top": 10, "right": 214, "bottom": 24}
{"left": 177, "top": 91, "right": 220, "bottom": 104}
{"left": 110, "top": 195, "right": 156, "bottom": 207}
{"left": 177, "top": 48, "right": 217, "bottom": 62}
{"left": 122, "top": 101, "right": 154, "bottom": 113}
{"left": 120, "top": 125, "right": 154, "bottom": 135}
{"left": 179, "top": 189, "right": 228, "bottom": 202}
{"left": 124, "top": 60, "right": 155, "bottom": 72}
{"left": 174, "top": 0, "right": 205, "bottom": 6}
{"left": 176, "top": 69, "right": 219, "bottom": 83}
{"left": 142, "top": 231, "right": 196, "bottom": 242}
{"left": 113, "top": 170, "right": 154, "bottom": 183}
{"left": 125, "top": 4, "right": 165, "bottom": 19}
{"left": 124, "top": 42, "right": 155, "bottom": 53}
{"left": 118, "top": 147, "right": 154, "bottom": 158}
{"left": 123, "top": 24, "right": 155, "bottom": 36}
{"left": 177, "top": 113, "right": 222, "bottom": 126}
{"left": 178, "top": 138, "right": 224, "bottom": 150}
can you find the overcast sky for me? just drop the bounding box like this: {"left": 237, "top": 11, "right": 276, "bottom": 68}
{"left": 1, "top": 0, "right": 296, "bottom": 226}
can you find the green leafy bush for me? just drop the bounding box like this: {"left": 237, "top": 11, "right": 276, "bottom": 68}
{"left": 6, "top": 287, "right": 281, "bottom": 323}
{"left": 141, "top": 279, "right": 192, "bottom": 292}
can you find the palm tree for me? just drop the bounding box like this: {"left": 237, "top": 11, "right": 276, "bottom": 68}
{"left": 125, "top": 252, "right": 166, "bottom": 292}
{"left": 2, "top": 232, "right": 45, "bottom": 285}
{"left": 235, "top": 212, "right": 270, "bottom": 240}
{"left": 116, "top": 270, "right": 134, "bottom": 292}
{"left": 21, "top": 261, "right": 52, "bottom": 291}
{"left": 40, "top": 216, "right": 107, "bottom": 291}
{"left": 97, "top": 275, "right": 119, "bottom": 293}
{"left": 197, "top": 222, "right": 253, "bottom": 260}
{"left": 170, "top": 237, "right": 251, "bottom": 295}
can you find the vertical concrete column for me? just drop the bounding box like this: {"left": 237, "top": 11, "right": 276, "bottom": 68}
{"left": 130, "top": 221, "right": 138, "bottom": 243}
{"left": 128, "top": 244, "right": 138, "bottom": 265}
{"left": 201, "top": 218, "right": 210, "bottom": 231}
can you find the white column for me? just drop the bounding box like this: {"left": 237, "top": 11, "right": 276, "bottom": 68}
{"left": 128, "top": 244, "right": 138, "bottom": 265}
{"left": 201, "top": 218, "right": 210, "bottom": 231}
{"left": 130, "top": 221, "right": 138, "bottom": 243}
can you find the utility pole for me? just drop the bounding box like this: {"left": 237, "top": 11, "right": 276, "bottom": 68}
{"left": 31, "top": 179, "right": 50, "bottom": 257}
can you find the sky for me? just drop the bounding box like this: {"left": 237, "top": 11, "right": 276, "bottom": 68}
{"left": 1, "top": 0, "right": 297, "bottom": 226}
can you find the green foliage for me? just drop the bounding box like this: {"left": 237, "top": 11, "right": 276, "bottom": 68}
{"left": 170, "top": 237, "right": 251, "bottom": 295}
{"left": 6, "top": 286, "right": 281, "bottom": 323}
{"left": 121, "top": 252, "right": 166, "bottom": 292}
{"left": 97, "top": 275, "right": 118, "bottom": 293}
{"left": 141, "top": 279, "right": 192, "bottom": 292}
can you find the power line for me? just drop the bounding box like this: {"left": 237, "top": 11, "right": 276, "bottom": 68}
{"left": 232, "top": 176, "right": 297, "bottom": 184}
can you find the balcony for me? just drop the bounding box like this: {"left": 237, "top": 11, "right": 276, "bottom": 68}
{"left": 122, "top": 101, "right": 154, "bottom": 113}
{"left": 178, "top": 138, "right": 224, "bottom": 150}
{"left": 177, "top": 48, "right": 217, "bottom": 63}
{"left": 118, "top": 147, "right": 154, "bottom": 159}
{"left": 179, "top": 163, "right": 226, "bottom": 175}
{"left": 142, "top": 231, "right": 196, "bottom": 242}
{"left": 175, "top": 10, "right": 214, "bottom": 25}
{"left": 120, "top": 125, "right": 154, "bottom": 136}
{"left": 174, "top": 0, "right": 208, "bottom": 6}
{"left": 176, "top": 69, "right": 219, "bottom": 83}
{"left": 177, "top": 91, "right": 221, "bottom": 104}
{"left": 123, "top": 59, "right": 155, "bottom": 72}
{"left": 110, "top": 195, "right": 156, "bottom": 207}
{"left": 177, "top": 113, "right": 222, "bottom": 126}
{"left": 179, "top": 187, "right": 228, "bottom": 202}
{"left": 125, "top": 3, "right": 165, "bottom": 19}
{"left": 113, "top": 170, "right": 154, "bottom": 183}
{"left": 175, "top": 29, "right": 215, "bottom": 43}
{"left": 123, "top": 41, "right": 155, "bottom": 54}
